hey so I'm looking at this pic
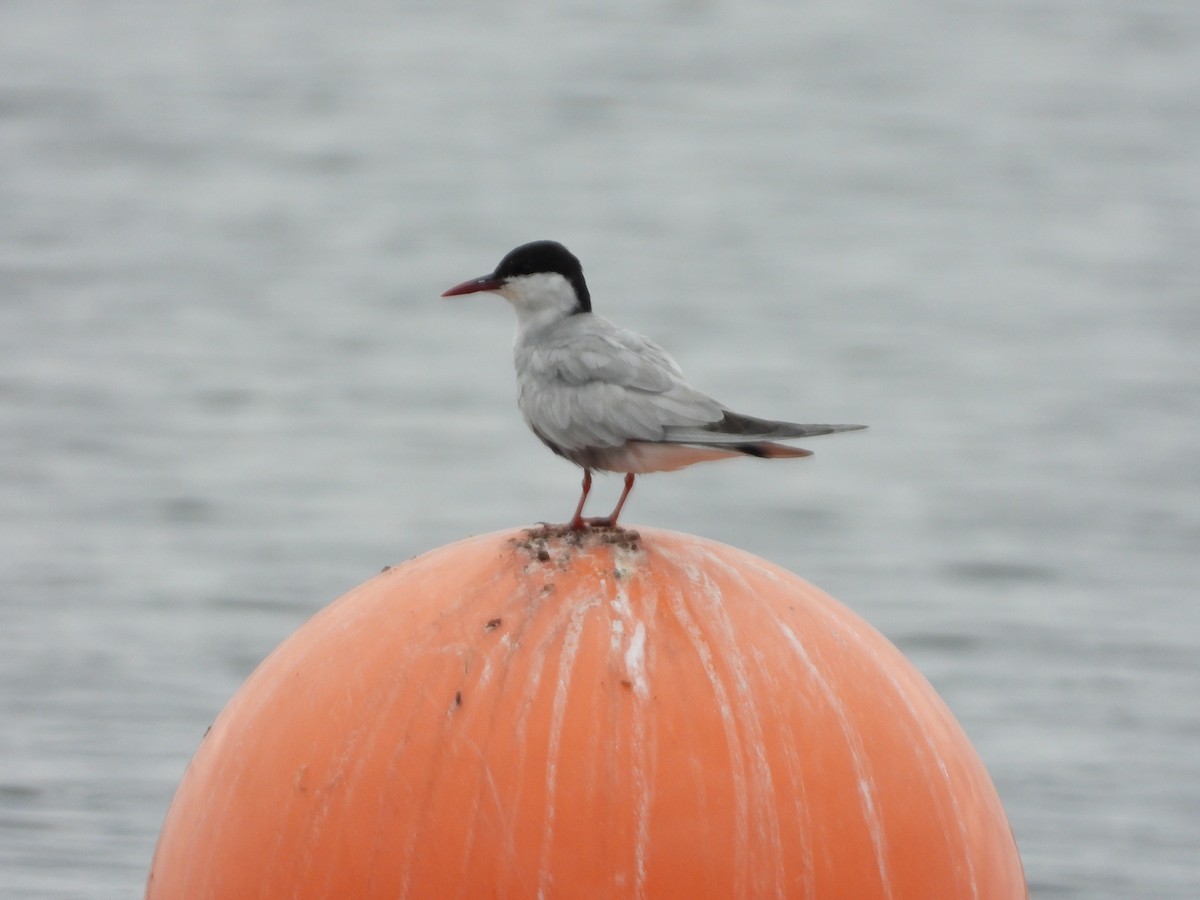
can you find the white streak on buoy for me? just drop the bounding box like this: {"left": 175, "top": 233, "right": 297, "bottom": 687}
{"left": 624, "top": 621, "right": 649, "bottom": 699}
{"left": 841, "top": 627, "right": 979, "bottom": 899}
{"left": 610, "top": 617, "right": 625, "bottom": 655}
{"left": 476, "top": 652, "right": 495, "bottom": 689}
{"left": 537, "top": 592, "right": 592, "bottom": 899}
{"left": 690, "top": 553, "right": 786, "bottom": 896}
{"left": 613, "top": 564, "right": 654, "bottom": 899}
{"left": 778, "top": 621, "right": 893, "bottom": 899}
{"left": 627, "top": 617, "right": 651, "bottom": 899}
{"left": 667, "top": 584, "right": 751, "bottom": 896}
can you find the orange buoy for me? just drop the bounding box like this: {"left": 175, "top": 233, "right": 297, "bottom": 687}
{"left": 147, "top": 527, "right": 1025, "bottom": 899}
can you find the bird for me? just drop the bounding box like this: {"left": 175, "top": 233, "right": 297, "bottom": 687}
{"left": 442, "top": 240, "right": 865, "bottom": 531}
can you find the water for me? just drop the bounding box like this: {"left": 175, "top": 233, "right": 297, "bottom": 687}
{"left": 2, "top": 1, "right": 1197, "bottom": 896}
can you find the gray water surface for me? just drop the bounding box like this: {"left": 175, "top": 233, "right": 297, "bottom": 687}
{"left": 2, "top": 2, "right": 1198, "bottom": 897}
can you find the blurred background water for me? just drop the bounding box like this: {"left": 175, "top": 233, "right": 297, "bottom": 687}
{"left": 2, "top": 0, "right": 1197, "bottom": 896}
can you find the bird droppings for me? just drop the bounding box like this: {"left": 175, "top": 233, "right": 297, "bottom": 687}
{"left": 513, "top": 526, "right": 645, "bottom": 578}
{"left": 513, "top": 524, "right": 644, "bottom": 572}
{"left": 484, "top": 618, "right": 502, "bottom": 632}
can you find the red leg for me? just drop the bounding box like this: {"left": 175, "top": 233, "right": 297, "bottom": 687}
{"left": 593, "top": 472, "right": 635, "bottom": 528}
{"left": 566, "top": 469, "right": 593, "bottom": 531}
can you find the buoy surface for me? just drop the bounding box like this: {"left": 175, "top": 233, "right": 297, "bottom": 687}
{"left": 147, "top": 526, "right": 1025, "bottom": 899}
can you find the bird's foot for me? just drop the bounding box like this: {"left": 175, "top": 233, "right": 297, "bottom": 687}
{"left": 562, "top": 515, "right": 619, "bottom": 531}
{"left": 530, "top": 518, "right": 610, "bottom": 530}
{"left": 581, "top": 515, "right": 618, "bottom": 529}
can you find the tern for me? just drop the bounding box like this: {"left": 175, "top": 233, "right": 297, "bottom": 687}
{"left": 443, "top": 240, "right": 865, "bottom": 531}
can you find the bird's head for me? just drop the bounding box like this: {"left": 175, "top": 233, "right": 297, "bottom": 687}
{"left": 442, "top": 241, "right": 592, "bottom": 326}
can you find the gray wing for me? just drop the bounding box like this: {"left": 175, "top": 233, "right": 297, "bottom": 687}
{"left": 515, "top": 316, "right": 723, "bottom": 450}
{"left": 516, "top": 315, "right": 866, "bottom": 452}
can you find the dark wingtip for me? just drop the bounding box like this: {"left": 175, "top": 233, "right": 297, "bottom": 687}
{"left": 712, "top": 412, "right": 867, "bottom": 439}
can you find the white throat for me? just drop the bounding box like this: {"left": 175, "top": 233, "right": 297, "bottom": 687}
{"left": 500, "top": 272, "right": 581, "bottom": 337}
